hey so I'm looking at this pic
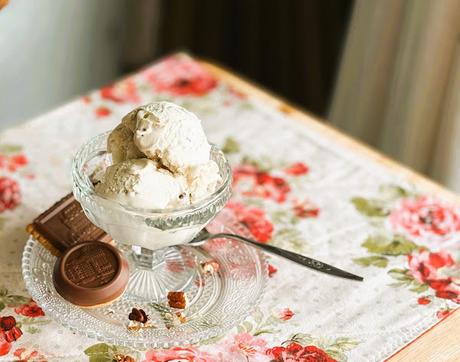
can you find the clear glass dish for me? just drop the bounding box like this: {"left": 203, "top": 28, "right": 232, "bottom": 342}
{"left": 72, "top": 132, "right": 232, "bottom": 300}
{"left": 72, "top": 131, "right": 232, "bottom": 250}
{"left": 22, "top": 210, "right": 267, "bottom": 348}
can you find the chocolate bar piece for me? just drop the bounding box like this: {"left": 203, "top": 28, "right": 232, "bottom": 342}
{"left": 53, "top": 241, "right": 129, "bottom": 307}
{"left": 26, "top": 193, "right": 111, "bottom": 256}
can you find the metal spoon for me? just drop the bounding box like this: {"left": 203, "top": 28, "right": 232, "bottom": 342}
{"left": 189, "top": 229, "right": 363, "bottom": 281}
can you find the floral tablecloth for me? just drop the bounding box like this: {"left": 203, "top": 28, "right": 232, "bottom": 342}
{"left": 0, "top": 54, "right": 459, "bottom": 362}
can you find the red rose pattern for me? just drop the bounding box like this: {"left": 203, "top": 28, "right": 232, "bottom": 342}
{"left": 0, "top": 316, "right": 16, "bottom": 331}
{"left": 390, "top": 196, "right": 460, "bottom": 239}
{"left": 417, "top": 296, "right": 431, "bottom": 305}
{"left": 100, "top": 78, "right": 140, "bottom": 103}
{"left": 228, "top": 85, "right": 247, "bottom": 100}
{"left": 266, "top": 342, "right": 337, "bottom": 362}
{"left": 437, "top": 308, "right": 452, "bottom": 319}
{"left": 268, "top": 264, "right": 278, "bottom": 278}
{"left": 293, "top": 199, "right": 320, "bottom": 218}
{"left": 227, "top": 202, "right": 274, "bottom": 242}
{"left": 142, "top": 55, "right": 217, "bottom": 96}
{"left": 284, "top": 162, "right": 309, "bottom": 176}
{"left": 0, "top": 335, "right": 11, "bottom": 357}
{"left": 408, "top": 249, "right": 460, "bottom": 303}
{"left": 13, "top": 347, "right": 46, "bottom": 362}
{"left": 144, "top": 346, "right": 217, "bottom": 362}
{"left": 95, "top": 106, "right": 111, "bottom": 118}
{"left": 0, "top": 316, "right": 22, "bottom": 356}
{"left": 233, "top": 164, "right": 291, "bottom": 203}
{"left": 226, "top": 332, "right": 267, "bottom": 359}
{"left": 278, "top": 308, "right": 295, "bottom": 321}
{"left": 14, "top": 299, "right": 45, "bottom": 318}
{"left": 0, "top": 176, "right": 21, "bottom": 212}
{"left": 0, "top": 154, "right": 28, "bottom": 172}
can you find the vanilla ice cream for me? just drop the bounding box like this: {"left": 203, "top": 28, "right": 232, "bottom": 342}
{"left": 186, "top": 161, "right": 221, "bottom": 201}
{"left": 95, "top": 158, "right": 187, "bottom": 209}
{"left": 122, "top": 102, "right": 211, "bottom": 173}
{"left": 107, "top": 124, "right": 145, "bottom": 164}
{"left": 97, "top": 101, "right": 221, "bottom": 209}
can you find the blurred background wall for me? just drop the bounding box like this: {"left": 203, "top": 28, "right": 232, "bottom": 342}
{"left": 0, "top": 0, "right": 126, "bottom": 128}
{"left": 1, "top": 0, "right": 460, "bottom": 192}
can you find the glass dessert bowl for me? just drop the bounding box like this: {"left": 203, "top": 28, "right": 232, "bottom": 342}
{"left": 72, "top": 132, "right": 232, "bottom": 301}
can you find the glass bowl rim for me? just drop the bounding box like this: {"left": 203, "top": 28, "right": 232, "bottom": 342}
{"left": 72, "top": 131, "right": 232, "bottom": 217}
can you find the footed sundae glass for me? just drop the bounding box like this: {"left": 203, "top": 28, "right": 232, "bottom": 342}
{"left": 72, "top": 132, "right": 232, "bottom": 301}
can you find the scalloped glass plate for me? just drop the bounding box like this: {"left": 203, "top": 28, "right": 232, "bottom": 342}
{"left": 21, "top": 209, "right": 267, "bottom": 348}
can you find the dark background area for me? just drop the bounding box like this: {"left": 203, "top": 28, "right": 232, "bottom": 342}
{"left": 125, "top": 0, "right": 353, "bottom": 117}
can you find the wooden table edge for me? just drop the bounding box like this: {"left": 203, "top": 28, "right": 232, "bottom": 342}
{"left": 198, "top": 59, "right": 460, "bottom": 361}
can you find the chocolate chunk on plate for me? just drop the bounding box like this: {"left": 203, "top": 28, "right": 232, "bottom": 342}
{"left": 53, "top": 241, "right": 129, "bottom": 308}
{"left": 26, "top": 193, "right": 111, "bottom": 256}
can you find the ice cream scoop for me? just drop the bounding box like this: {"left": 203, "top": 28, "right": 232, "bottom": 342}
{"left": 100, "top": 101, "right": 221, "bottom": 212}
{"left": 122, "top": 101, "right": 212, "bottom": 173}
{"left": 186, "top": 161, "right": 221, "bottom": 202}
{"left": 95, "top": 158, "right": 187, "bottom": 209}
{"left": 107, "top": 123, "right": 144, "bottom": 164}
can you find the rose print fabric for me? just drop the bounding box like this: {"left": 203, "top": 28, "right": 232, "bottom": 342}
{"left": 0, "top": 53, "right": 458, "bottom": 361}
{"left": 389, "top": 196, "right": 460, "bottom": 240}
